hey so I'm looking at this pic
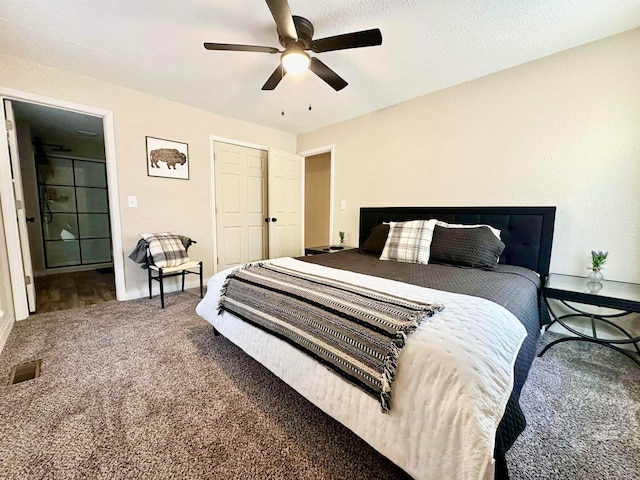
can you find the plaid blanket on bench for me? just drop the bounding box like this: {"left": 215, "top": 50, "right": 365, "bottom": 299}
{"left": 128, "top": 233, "right": 193, "bottom": 269}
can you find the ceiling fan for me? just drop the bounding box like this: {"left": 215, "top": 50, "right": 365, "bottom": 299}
{"left": 203, "top": 0, "right": 382, "bottom": 91}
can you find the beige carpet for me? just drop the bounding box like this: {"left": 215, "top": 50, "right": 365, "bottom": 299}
{"left": 0, "top": 291, "right": 638, "bottom": 479}
{"left": 507, "top": 332, "right": 640, "bottom": 479}
{"left": 0, "top": 291, "right": 408, "bottom": 479}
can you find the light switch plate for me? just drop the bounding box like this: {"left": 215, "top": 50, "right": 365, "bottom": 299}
{"left": 128, "top": 195, "right": 138, "bottom": 208}
{"left": 340, "top": 200, "right": 346, "bottom": 210}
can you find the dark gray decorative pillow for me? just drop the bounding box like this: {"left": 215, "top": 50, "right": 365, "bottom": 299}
{"left": 429, "top": 225, "right": 505, "bottom": 270}
{"left": 360, "top": 223, "right": 390, "bottom": 254}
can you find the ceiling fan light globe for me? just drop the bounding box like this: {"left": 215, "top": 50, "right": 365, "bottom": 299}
{"left": 282, "top": 51, "right": 310, "bottom": 74}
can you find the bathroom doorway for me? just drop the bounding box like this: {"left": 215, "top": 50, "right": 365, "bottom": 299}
{"left": 11, "top": 101, "right": 115, "bottom": 313}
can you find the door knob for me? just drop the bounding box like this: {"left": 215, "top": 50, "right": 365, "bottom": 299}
{"left": 264, "top": 217, "right": 271, "bottom": 223}
{"left": 271, "top": 218, "right": 278, "bottom": 223}
{"left": 26, "top": 217, "right": 35, "bottom": 223}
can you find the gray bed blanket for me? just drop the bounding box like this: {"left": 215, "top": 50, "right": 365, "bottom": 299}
{"left": 301, "top": 249, "right": 543, "bottom": 472}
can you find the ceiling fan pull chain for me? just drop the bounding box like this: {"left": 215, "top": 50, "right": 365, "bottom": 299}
{"left": 281, "top": 63, "right": 285, "bottom": 116}
{"left": 308, "top": 70, "right": 312, "bottom": 111}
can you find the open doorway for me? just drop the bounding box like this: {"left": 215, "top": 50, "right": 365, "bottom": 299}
{"left": 11, "top": 101, "right": 115, "bottom": 313}
{"left": 302, "top": 147, "right": 334, "bottom": 249}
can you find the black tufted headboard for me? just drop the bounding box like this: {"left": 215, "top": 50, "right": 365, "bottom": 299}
{"left": 359, "top": 206, "right": 556, "bottom": 277}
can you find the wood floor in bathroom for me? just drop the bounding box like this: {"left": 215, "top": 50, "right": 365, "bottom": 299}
{"left": 35, "top": 269, "right": 116, "bottom": 314}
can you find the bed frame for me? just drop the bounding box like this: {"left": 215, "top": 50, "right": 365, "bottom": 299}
{"left": 359, "top": 206, "right": 555, "bottom": 478}
{"left": 206, "top": 206, "right": 557, "bottom": 479}
{"left": 359, "top": 206, "right": 556, "bottom": 278}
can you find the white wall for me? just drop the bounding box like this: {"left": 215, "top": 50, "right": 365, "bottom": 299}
{"left": 1, "top": 26, "right": 638, "bottom": 316}
{"left": 0, "top": 52, "right": 296, "bottom": 301}
{"left": 298, "top": 28, "right": 640, "bottom": 284}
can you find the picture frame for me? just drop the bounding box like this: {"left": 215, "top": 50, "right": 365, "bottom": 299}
{"left": 146, "top": 136, "right": 189, "bottom": 180}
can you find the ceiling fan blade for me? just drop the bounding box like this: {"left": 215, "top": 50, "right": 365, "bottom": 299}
{"left": 265, "top": 0, "right": 297, "bottom": 40}
{"left": 261, "top": 64, "right": 287, "bottom": 90}
{"left": 309, "top": 57, "right": 348, "bottom": 91}
{"left": 311, "top": 28, "right": 382, "bottom": 53}
{"left": 204, "top": 43, "right": 280, "bottom": 54}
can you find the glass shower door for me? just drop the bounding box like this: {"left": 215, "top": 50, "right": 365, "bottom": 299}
{"left": 75, "top": 161, "right": 111, "bottom": 264}
{"left": 38, "top": 157, "right": 111, "bottom": 268}
{"left": 41, "top": 157, "right": 81, "bottom": 267}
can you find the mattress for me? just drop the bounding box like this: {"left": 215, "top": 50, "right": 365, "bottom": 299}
{"left": 197, "top": 251, "right": 542, "bottom": 479}
{"left": 302, "top": 250, "right": 543, "bottom": 474}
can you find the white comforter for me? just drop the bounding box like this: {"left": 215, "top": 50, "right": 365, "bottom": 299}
{"left": 196, "top": 258, "right": 527, "bottom": 480}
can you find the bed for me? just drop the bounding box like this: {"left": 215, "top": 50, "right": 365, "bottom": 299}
{"left": 196, "top": 206, "right": 556, "bottom": 480}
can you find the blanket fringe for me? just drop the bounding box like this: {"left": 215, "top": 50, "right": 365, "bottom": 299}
{"left": 217, "top": 276, "right": 232, "bottom": 315}
{"left": 380, "top": 336, "right": 404, "bottom": 413}
{"left": 217, "top": 262, "right": 269, "bottom": 315}
{"left": 380, "top": 309, "right": 444, "bottom": 413}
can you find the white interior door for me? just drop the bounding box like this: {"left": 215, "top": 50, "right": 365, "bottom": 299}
{"left": 214, "top": 142, "right": 268, "bottom": 271}
{"left": 0, "top": 191, "right": 16, "bottom": 348}
{"left": 268, "top": 147, "right": 303, "bottom": 258}
{"left": 3, "top": 100, "right": 36, "bottom": 312}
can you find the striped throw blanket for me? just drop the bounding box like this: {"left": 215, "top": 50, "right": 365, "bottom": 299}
{"left": 218, "top": 262, "right": 444, "bottom": 412}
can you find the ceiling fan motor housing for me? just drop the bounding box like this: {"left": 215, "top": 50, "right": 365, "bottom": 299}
{"left": 279, "top": 16, "right": 314, "bottom": 50}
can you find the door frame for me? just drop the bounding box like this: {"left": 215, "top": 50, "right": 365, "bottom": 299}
{"left": 0, "top": 87, "right": 125, "bottom": 319}
{"left": 209, "top": 135, "right": 307, "bottom": 274}
{"left": 298, "top": 145, "right": 335, "bottom": 246}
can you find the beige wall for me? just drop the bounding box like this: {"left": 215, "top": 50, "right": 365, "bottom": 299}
{"left": 304, "top": 153, "right": 331, "bottom": 247}
{"left": 2, "top": 26, "right": 639, "bottom": 311}
{"left": 0, "top": 52, "right": 296, "bottom": 299}
{"left": 298, "top": 28, "right": 640, "bottom": 284}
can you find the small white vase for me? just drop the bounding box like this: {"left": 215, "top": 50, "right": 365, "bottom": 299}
{"left": 586, "top": 280, "right": 603, "bottom": 293}
{"left": 587, "top": 268, "right": 603, "bottom": 283}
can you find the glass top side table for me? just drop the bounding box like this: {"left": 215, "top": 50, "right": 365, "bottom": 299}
{"left": 304, "top": 245, "right": 356, "bottom": 255}
{"left": 539, "top": 273, "right": 640, "bottom": 366}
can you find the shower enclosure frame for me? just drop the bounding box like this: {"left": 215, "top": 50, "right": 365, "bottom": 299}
{"left": 37, "top": 154, "right": 113, "bottom": 270}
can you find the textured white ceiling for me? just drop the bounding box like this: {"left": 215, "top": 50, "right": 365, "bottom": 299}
{"left": 1, "top": 1, "right": 639, "bottom": 134}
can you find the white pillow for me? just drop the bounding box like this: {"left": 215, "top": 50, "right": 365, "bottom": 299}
{"left": 435, "top": 221, "right": 501, "bottom": 239}
{"left": 379, "top": 219, "right": 437, "bottom": 264}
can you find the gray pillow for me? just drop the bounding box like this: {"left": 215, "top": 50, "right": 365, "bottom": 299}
{"left": 359, "top": 223, "right": 390, "bottom": 254}
{"left": 429, "top": 225, "right": 505, "bottom": 270}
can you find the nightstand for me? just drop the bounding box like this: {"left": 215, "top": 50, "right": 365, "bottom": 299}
{"left": 539, "top": 273, "right": 640, "bottom": 366}
{"left": 304, "top": 245, "right": 356, "bottom": 256}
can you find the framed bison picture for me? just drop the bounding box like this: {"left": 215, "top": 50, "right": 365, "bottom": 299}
{"left": 146, "top": 136, "right": 189, "bottom": 180}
